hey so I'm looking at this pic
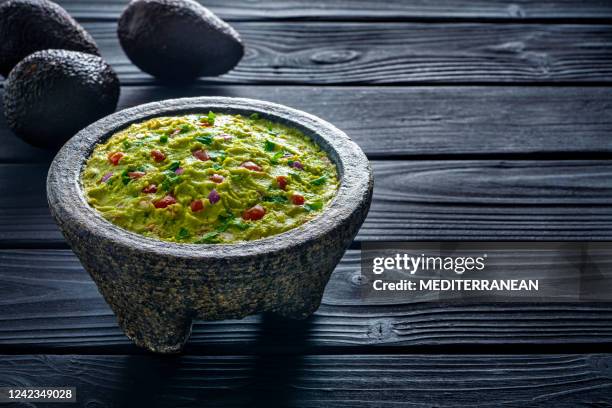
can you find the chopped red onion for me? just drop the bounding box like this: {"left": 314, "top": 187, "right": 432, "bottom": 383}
{"left": 208, "top": 189, "right": 220, "bottom": 204}
{"left": 100, "top": 172, "right": 113, "bottom": 183}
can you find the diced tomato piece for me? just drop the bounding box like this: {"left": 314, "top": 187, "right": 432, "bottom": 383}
{"left": 128, "top": 171, "right": 145, "bottom": 179}
{"left": 242, "top": 204, "right": 266, "bottom": 221}
{"left": 241, "top": 161, "right": 262, "bottom": 172}
{"left": 142, "top": 184, "right": 157, "bottom": 194}
{"left": 151, "top": 149, "right": 165, "bottom": 162}
{"left": 154, "top": 195, "right": 177, "bottom": 209}
{"left": 190, "top": 199, "right": 204, "bottom": 212}
{"left": 276, "top": 175, "right": 288, "bottom": 190}
{"left": 291, "top": 194, "right": 305, "bottom": 205}
{"left": 209, "top": 174, "right": 224, "bottom": 183}
{"left": 193, "top": 149, "right": 210, "bottom": 161}
{"left": 108, "top": 152, "right": 125, "bottom": 166}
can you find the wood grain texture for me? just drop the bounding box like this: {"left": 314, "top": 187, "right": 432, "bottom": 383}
{"left": 1, "top": 354, "right": 612, "bottom": 407}
{"left": 2, "top": 249, "right": 612, "bottom": 352}
{"left": 56, "top": 0, "right": 612, "bottom": 21}
{"left": 1, "top": 160, "right": 611, "bottom": 246}
{"left": 59, "top": 22, "right": 612, "bottom": 85}
{"left": 4, "top": 86, "right": 612, "bottom": 162}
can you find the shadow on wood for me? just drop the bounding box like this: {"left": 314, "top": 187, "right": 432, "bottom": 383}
{"left": 105, "top": 314, "right": 313, "bottom": 407}
{"left": 243, "top": 313, "right": 313, "bottom": 406}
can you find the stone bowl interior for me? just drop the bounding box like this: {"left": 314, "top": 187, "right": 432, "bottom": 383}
{"left": 47, "top": 97, "right": 372, "bottom": 260}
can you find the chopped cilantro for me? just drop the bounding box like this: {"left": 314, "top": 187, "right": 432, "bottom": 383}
{"left": 208, "top": 151, "right": 227, "bottom": 162}
{"left": 249, "top": 113, "right": 260, "bottom": 120}
{"left": 270, "top": 151, "right": 284, "bottom": 165}
{"left": 212, "top": 163, "right": 223, "bottom": 170}
{"left": 262, "top": 195, "right": 288, "bottom": 203}
{"left": 216, "top": 213, "right": 234, "bottom": 232}
{"left": 231, "top": 219, "right": 250, "bottom": 230}
{"left": 304, "top": 201, "right": 324, "bottom": 212}
{"left": 161, "top": 179, "right": 172, "bottom": 192}
{"left": 264, "top": 140, "right": 276, "bottom": 152}
{"left": 207, "top": 111, "right": 216, "bottom": 125}
{"left": 289, "top": 172, "right": 302, "bottom": 182}
{"left": 196, "top": 231, "right": 220, "bottom": 244}
{"left": 311, "top": 175, "right": 327, "bottom": 186}
{"left": 180, "top": 124, "right": 191, "bottom": 133}
{"left": 168, "top": 161, "right": 181, "bottom": 171}
{"left": 159, "top": 135, "right": 168, "bottom": 143}
{"left": 215, "top": 212, "right": 250, "bottom": 232}
{"left": 231, "top": 173, "right": 246, "bottom": 182}
{"left": 122, "top": 140, "right": 131, "bottom": 149}
{"left": 176, "top": 227, "right": 190, "bottom": 240}
{"left": 161, "top": 171, "right": 181, "bottom": 191}
{"left": 121, "top": 169, "right": 131, "bottom": 185}
{"left": 195, "top": 135, "right": 213, "bottom": 145}
{"left": 217, "top": 212, "right": 235, "bottom": 223}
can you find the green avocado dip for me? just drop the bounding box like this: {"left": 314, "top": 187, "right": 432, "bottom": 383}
{"left": 81, "top": 112, "right": 339, "bottom": 244}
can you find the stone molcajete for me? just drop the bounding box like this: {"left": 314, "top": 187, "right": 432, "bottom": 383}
{"left": 47, "top": 97, "right": 373, "bottom": 353}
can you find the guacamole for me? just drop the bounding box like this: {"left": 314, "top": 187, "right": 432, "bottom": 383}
{"left": 81, "top": 112, "right": 338, "bottom": 244}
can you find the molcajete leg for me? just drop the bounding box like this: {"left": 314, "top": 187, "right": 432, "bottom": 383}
{"left": 78, "top": 259, "right": 193, "bottom": 353}
{"left": 114, "top": 302, "right": 193, "bottom": 353}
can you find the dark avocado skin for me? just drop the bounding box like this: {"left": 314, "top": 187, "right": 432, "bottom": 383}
{"left": 118, "top": 0, "right": 244, "bottom": 82}
{"left": 0, "top": 0, "right": 100, "bottom": 77}
{"left": 3, "top": 49, "right": 120, "bottom": 149}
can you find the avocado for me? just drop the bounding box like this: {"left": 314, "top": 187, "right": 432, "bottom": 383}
{"left": 118, "top": 0, "right": 244, "bottom": 82}
{"left": 3, "top": 49, "right": 120, "bottom": 149}
{"left": 0, "top": 0, "right": 99, "bottom": 77}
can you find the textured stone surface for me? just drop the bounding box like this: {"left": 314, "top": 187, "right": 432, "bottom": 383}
{"left": 47, "top": 97, "right": 373, "bottom": 353}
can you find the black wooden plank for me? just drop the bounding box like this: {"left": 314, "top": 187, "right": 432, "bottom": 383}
{"left": 56, "top": 0, "right": 612, "bottom": 21}
{"left": 38, "top": 21, "right": 612, "bottom": 85}
{"left": 2, "top": 249, "right": 612, "bottom": 352}
{"left": 4, "top": 86, "right": 612, "bottom": 162}
{"left": 0, "top": 354, "right": 611, "bottom": 407}
{"left": 1, "top": 161, "right": 611, "bottom": 246}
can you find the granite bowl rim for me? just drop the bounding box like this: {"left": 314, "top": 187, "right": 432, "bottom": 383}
{"left": 46, "top": 96, "right": 372, "bottom": 259}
